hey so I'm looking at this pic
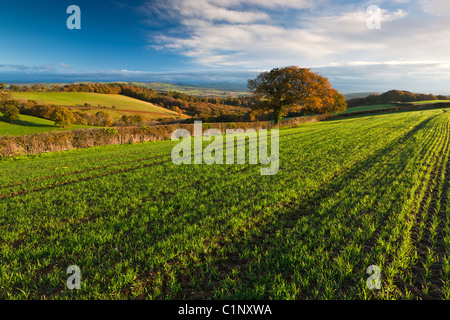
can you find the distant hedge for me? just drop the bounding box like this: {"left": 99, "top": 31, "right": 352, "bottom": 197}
{"left": 0, "top": 114, "right": 332, "bottom": 158}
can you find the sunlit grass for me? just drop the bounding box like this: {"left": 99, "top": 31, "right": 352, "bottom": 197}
{"left": 0, "top": 112, "right": 91, "bottom": 136}
{"left": 1, "top": 109, "right": 449, "bottom": 299}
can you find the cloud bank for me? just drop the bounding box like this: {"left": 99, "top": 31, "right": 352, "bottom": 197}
{"left": 2, "top": 0, "right": 450, "bottom": 93}
{"left": 144, "top": 0, "right": 448, "bottom": 68}
{"left": 138, "top": 0, "right": 450, "bottom": 92}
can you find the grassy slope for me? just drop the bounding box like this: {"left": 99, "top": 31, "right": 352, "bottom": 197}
{"left": 343, "top": 104, "right": 395, "bottom": 113}
{"left": 0, "top": 112, "right": 91, "bottom": 136}
{"left": 1, "top": 108, "right": 449, "bottom": 300}
{"left": 281, "top": 104, "right": 396, "bottom": 121}
{"left": 344, "top": 100, "right": 450, "bottom": 114}
{"left": 11, "top": 92, "right": 179, "bottom": 120}
{"left": 141, "top": 82, "right": 250, "bottom": 97}
{"left": 411, "top": 100, "right": 450, "bottom": 105}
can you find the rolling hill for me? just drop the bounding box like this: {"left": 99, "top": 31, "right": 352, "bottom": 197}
{"left": 346, "top": 90, "right": 450, "bottom": 108}
{"left": 10, "top": 92, "right": 181, "bottom": 121}
{"left": 140, "top": 82, "right": 250, "bottom": 97}
{"left": 0, "top": 112, "right": 91, "bottom": 136}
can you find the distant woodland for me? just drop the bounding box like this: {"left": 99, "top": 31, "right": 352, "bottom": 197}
{"left": 346, "top": 90, "right": 450, "bottom": 108}
{"left": 3, "top": 83, "right": 255, "bottom": 123}
{"left": 4, "top": 82, "right": 448, "bottom": 127}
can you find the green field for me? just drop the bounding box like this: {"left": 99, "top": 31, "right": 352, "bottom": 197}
{"left": 343, "top": 104, "right": 395, "bottom": 113}
{"left": 10, "top": 92, "right": 179, "bottom": 120}
{"left": 412, "top": 100, "right": 450, "bottom": 105}
{"left": 141, "top": 82, "right": 250, "bottom": 97}
{"left": 0, "top": 113, "right": 91, "bottom": 136}
{"left": 1, "top": 109, "right": 449, "bottom": 299}
{"left": 345, "top": 101, "right": 450, "bottom": 115}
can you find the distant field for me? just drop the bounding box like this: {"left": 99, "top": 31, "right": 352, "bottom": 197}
{"left": 344, "top": 92, "right": 379, "bottom": 100}
{"left": 343, "top": 104, "right": 395, "bottom": 113}
{"left": 141, "top": 82, "right": 250, "bottom": 98}
{"left": 411, "top": 100, "right": 450, "bottom": 105}
{"left": 1, "top": 108, "right": 450, "bottom": 299}
{"left": 0, "top": 112, "right": 91, "bottom": 136}
{"left": 278, "top": 104, "right": 396, "bottom": 122}
{"left": 345, "top": 100, "right": 450, "bottom": 114}
{"left": 11, "top": 92, "right": 180, "bottom": 120}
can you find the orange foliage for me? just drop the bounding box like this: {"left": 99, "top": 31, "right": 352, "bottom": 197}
{"left": 248, "top": 66, "right": 347, "bottom": 123}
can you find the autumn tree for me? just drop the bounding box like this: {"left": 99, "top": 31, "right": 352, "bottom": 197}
{"left": 174, "top": 106, "right": 183, "bottom": 116}
{"left": 95, "top": 111, "right": 114, "bottom": 127}
{"left": 0, "top": 92, "right": 13, "bottom": 102}
{"left": 31, "top": 84, "right": 42, "bottom": 92}
{"left": 0, "top": 83, "right": 6, "bottom": 91}
{"left": 73, "top": 111, "right": 88, "bottom": 125}
{"left": 50, "top": 108, "right": 75, "bottom": 128}
{"left": 9, "top": 84, "right": 21, "bottom": 92}
{"left": 132, "top": 114, "right": 143, "bottom": 124}
{"left": 1, "top": 104, "right": 20, "bottom": 122}
{"left": 121, "top": 115, "right": 131, "bottom": 126}
{"left": 248, "top": 66, "right": 347, "bottom": 124}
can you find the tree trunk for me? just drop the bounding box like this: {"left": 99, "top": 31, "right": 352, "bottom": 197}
{"left": 274, "top": 108, "right": 282, "bottom": 124}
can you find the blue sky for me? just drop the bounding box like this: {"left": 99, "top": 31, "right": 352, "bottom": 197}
{"left": 1, "top": 0, "right": 450, "bottom": 93}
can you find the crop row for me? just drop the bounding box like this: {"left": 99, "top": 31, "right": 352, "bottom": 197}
{"left": 0, "top": 109, "right": 448, "bottom": 299}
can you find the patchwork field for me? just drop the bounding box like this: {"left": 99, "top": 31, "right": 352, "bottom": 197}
{"left": 141, "top": 82, "right": 250, "bottom": 97}
{"left": 0, "top": 108, "right": 449, "bottom": 299}
{"left": 10, "top": 92, "right": 180, "bottom": 120}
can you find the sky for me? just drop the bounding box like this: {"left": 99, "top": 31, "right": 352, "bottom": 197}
{"left": 1, "top": 0, "right": 450, "bottom": 93}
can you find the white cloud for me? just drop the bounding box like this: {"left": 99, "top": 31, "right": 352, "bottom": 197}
{"left": 142, "top": 0, "right": 450, "bottom": 92}
{"left": 0, "top": 64, "right": 57, "bottom": 72}
{"left": 148, "top": 1, "right": 415, "bottom": 68}
{"left": 142, "top": 0, "right": 275, "bottom": 24}
{"left": 418, "top": 0, "right": 450, "bottom": 16}
{"left": 8, "top": 0, "right": 450, "bottom": 93}
{"left": 213, "top": 0, "right": 315, "bottom": 10}
{"left": 313, "top": 60, "right": 450, "bottom": 93}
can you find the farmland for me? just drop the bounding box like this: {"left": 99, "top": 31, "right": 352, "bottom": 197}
{"left": 411, "top": 100, "right": 450, "bottom": 105}
{"left": 0, "top": 108, "right": 449, "bottom": 299}
{"left": 0, "top": 112, "right": 91, "bottom": 136}
{"left": 10, "top": 92, "right": 180, "bottom": 120}
{"left": 342, "top": 104, "right": 395, "bottom": 114}
{"left": 141, "top": 82, "right": 250, "bottom": 98}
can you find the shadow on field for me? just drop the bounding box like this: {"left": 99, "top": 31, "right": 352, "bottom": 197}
{"left": 177, "top": 113, "right": 441, "bottom": 299}
{"left": 0, "top": 117, "right": 55, "bottom": 128}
